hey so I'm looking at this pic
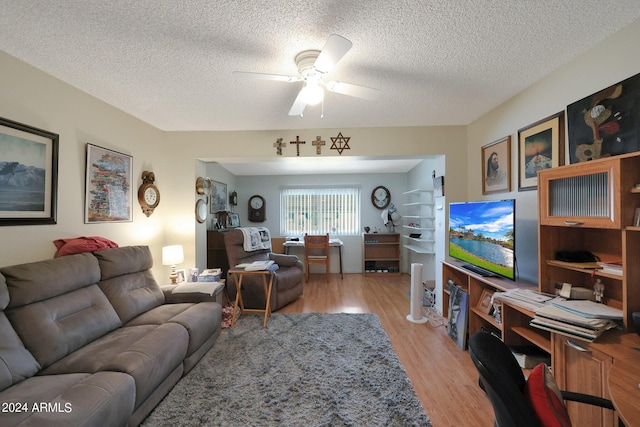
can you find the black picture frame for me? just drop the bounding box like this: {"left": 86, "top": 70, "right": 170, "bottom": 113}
{"left": 0, "top": 117, "right": 58, "bottom": 226}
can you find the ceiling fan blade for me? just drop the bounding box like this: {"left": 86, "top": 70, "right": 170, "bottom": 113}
{"left": 314, "top": 34, "right": 353, "bottom": 74}
{"left": 288, "top": 90, "right": 308, "bottom": 116}
{"left": 325, "top": 81, "right": 380, "bottom": 101}
{"left": 233, "top": 71, "right": 300, "bottom": 82}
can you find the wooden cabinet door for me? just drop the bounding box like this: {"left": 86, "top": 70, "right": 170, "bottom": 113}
{"left": 554, "top": 335, "right": 616, "bottom": 427}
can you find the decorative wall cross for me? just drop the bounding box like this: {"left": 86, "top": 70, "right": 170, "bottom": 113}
{"left": 312, "top": 136, "right": 325, "bottom": 154}
{"left": 273, "top": 138, "right": 285, "bottom": 155}
{"left": 330, "top": 132, "right": 351, "bottom": 155}
{"left": 290, "top": 135, "right": 305, "bottom": 156}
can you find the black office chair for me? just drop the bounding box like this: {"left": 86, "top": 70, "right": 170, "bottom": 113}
{"left": 468, "top": 331, "right": 614, "bottom": 427}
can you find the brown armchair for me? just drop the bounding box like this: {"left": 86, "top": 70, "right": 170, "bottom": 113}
{"left": 223, "top": 228, "right": 303, "bottom": 311}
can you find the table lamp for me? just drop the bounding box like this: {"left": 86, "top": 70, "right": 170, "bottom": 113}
{"left": 162, "top": 245, "right": 184, "bottom": 284}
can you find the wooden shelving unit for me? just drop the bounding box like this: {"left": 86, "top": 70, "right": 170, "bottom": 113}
{"left": 441, "top": 259, "right": 545, "bottom": 350}
{"left": 362, "top": 232, "right": 401, "bottom": 276}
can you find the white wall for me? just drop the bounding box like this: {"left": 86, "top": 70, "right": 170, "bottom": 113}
{"left": 466, "top": 18, "right": 640, "bottom": 284}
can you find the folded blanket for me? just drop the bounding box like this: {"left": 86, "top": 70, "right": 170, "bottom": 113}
{"left": 239, "top": 227, "right": 272, "bottom": 252}
{"left": 54, "top": 236, "right": 119, "bottom": 257}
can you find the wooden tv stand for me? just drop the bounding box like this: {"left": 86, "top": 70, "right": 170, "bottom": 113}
{"left": 441, "top": 259, "right": 550, "bottom": 353}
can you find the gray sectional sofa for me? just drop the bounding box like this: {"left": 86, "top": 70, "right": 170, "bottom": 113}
{"left": 0, "top": 246, "right": 222, "bottom": 426}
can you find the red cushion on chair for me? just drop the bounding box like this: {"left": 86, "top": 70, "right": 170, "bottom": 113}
{"left": 525, "top": 363, "right": 572, "bottom": 427}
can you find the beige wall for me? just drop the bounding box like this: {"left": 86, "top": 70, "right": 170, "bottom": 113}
{"left": 466, "top": 18, "right": 640, "bottom": 282}
{"left": 2, "top": 16, "right": 639, "bottom": 283}
{"left": 0, "top": 51, "right": 466, "bottom": 280}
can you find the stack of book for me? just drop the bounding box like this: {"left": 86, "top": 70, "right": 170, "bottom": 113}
{"left": 596, "top": 261, "right": 623, "bottom": 276}
{"left": 530, "top": 300, "right": 621, "bottom": 342}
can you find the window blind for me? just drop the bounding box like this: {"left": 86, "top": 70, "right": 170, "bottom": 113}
{"left": 280, "top": 186, "right": 360, "bottom": 236}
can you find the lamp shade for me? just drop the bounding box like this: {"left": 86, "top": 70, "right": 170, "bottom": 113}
{"left": 162, "top": 245, "right": 184, "bottom": 266}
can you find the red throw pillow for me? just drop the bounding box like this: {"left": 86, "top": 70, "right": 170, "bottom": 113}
{"left": 525, "top": 363, "right": 572, "bottom": 427}
{"left": 53, "top": 236, "right": 119, "bottom": 257}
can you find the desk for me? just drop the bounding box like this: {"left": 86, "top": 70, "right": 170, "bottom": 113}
{"left": 608, "top": 356, "right": 640, "bottom": 427}
{"left": 283, "top": 239, "right": 344, "bottom": 278}
{"left": 227, "top": 268, "right": 274, "bottom": 327}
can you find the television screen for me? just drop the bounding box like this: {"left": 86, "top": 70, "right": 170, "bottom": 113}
{"left": 449, "top": 199, "right": 515, "bottom": 280}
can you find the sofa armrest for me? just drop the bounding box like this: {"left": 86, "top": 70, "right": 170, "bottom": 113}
{"left": 161, "top": 282, "right": 224, "bottom": 304}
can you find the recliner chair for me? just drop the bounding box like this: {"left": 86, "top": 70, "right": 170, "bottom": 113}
{"left": 224, "top": 228, "right": 304, "bottom": 311}
{"left": 468, "top": 331, "right": 614, "bottom": 427}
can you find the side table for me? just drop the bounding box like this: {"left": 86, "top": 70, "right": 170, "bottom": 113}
{"left": 227, "top": 268, "right": 274, "bottom": 327}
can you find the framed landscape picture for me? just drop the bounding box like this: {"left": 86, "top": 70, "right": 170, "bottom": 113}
{"left": 85, "top": 144, "right": 132, "bottom": 223}
{"left": 518, "top": 112, "right": 565, "bottom": 191}
{"left": 482, "top": 136, "right": 511, "bottom": 195}
{"left": 0, "top": 117, "right": 58, "bottom": 226}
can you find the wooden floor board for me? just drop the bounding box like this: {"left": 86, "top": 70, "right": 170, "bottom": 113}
{"left": 277, "top": 273, "right": 494, "bottom": 426}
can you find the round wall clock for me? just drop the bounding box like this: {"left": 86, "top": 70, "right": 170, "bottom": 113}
{"left": 371, "top": 185, "right": 391, "bottom": 209}
{"left": 138, "top": 171, "right": 160, "bottom": 217}
{"left": 248, "top": 195, "right": 266, "bottom": 222}
{"left": 195, "top": 177, "right": 211, "bottom": 198}
{"left": 195, "top": 199, "right": 207, "bottom": 223}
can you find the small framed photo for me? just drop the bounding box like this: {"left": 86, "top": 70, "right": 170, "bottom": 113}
{"left": 518, "top": 112, "right": 565, "bottom": 191}
{"left": 175, "top": 269, "right": 186, "bottom": 284}
{"left": 482, "top": 136, "right": 511, "bottom": 195}
{"left": 477, "top": 289, "right": 494, "bottom": 315}
{"left": 189, "top": 268, "right": 199, "bottom": 282}
{"left": 634, "top": 208, "right": 640, "bottom": 227}
{"left": 228, "top": 212, "right": 240, "bottom": 227}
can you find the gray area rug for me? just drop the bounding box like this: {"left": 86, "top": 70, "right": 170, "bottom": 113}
{"left": 143, "top": 313, "right": 431, "bottom": 426}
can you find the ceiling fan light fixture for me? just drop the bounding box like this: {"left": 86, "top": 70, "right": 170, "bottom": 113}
{"left": 300, "top": 81, "right": 324, "bottom": 105}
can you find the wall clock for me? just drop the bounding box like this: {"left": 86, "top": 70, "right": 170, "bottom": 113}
{"left": 248, "top": 195, "right": 266, "bottom": 222}
{"left": 371, "top": 185, "right": 390, "bottom": 209}
{"left": 195, "top": 199, "right": 207, "bottom": 223}
{"left": 138, "top": 171, "right": 160, "bottom": 217}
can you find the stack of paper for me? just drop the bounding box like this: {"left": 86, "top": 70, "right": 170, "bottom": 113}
{"left": 237, "top": 260, "right": 278, "bottom": 271}
{"left": 530, "top": 301, "right": 620, "bottom": 342}
{"left": 492, "top": 289, "right": 557, "bottom": 311}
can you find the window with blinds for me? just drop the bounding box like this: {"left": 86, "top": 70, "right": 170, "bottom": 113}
{"left": 280, "top": 186, "right": 361, "bottom": 236}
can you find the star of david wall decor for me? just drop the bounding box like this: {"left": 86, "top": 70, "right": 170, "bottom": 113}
{"left": 330, "top": 132, "right": 351, "bottom": 155}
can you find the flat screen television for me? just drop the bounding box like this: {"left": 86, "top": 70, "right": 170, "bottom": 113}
{"left": 448, "top": 199, "right": 516, "bottom": 280}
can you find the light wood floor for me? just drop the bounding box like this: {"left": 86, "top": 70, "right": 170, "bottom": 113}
{"left": 277, "top": 273, "right": 494, "bottom": 427}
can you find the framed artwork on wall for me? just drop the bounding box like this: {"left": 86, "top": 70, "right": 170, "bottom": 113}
{"left": 481, "top": 136, "right": 511, "bottom": 195}
{"left": 518, "top": 111, "right": 565, "bottom": 191}
{"left": 567, "top": 72, "right": 640, "bottom": 163}
{"left": 209, "top": 180, "right": 227, "bottom": 213}
{"left": 0, "top": 117, "right": 58, "bottom": 226}
{"left": 84, "top": 144, "right": 132, "bottom": 223}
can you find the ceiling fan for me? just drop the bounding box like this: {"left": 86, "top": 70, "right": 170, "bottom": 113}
{"left": 233, "top": 34, "right": 380, "bottom": 117}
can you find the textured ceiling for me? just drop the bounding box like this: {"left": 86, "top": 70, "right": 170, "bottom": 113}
{"left": 1, "top": 1, "right": 640, "bottom": 133}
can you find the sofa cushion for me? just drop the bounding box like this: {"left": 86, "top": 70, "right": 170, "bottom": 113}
{"left": 93, "top": 246, "right": 165, "bottom": 323}
{"left": 525, "top": 363, "right": 572, "bottom": 427}
{"left": 1, "top": 252, "right": 101, "bottom": 308}
{"left": 0, "top": 371, "right": 135, "bottom": 427}
{"left": 6, "top": 285, "right": 122, "bottom": 368}
{"left": 40, "top": 323, "right": 188, "bottom": 408}
{"left": 126, "top": 302, "right": 221, "bottom": 357}
{"left": 0, "top": 273, "right": 8, "bottom": 310}
{"left": 0, "top": 313, "right": 41, "bottom": 392}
